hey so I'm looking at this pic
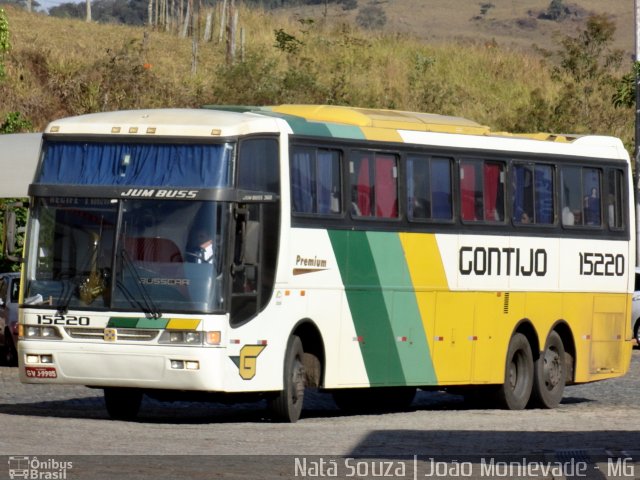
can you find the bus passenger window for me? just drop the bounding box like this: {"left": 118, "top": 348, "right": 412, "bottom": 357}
{"left": 607, "top": 169, "right": 625, "bottom": 230}
{"left": 460, "top": 159, "right": 504, "bottom": 223}
{"left": 513, "top": 164, "right": 554, "bottom": 225}
{"left": 350, "top": 151, "right": 398, "bottom": 219}
{"left": 291, "top": 147, "right": 342, "bottom": 215}
{"left": 561, "top": 166, "right": 602, "bottom": 227}
{"left": 561, "top": 166, "right": 581, "bottom": 226}
{"left": 407, "top": 155, "right": 452, "bottom": 221}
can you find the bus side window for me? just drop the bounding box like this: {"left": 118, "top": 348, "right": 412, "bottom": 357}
{"left": 561, "top": 166, "right": 602, "bottom": 227}
{"left": 561, "top": 166, "right": 581, "bottom": 226}
{"left": 350, "top": 151, "right": 399, "bottom": 219}
{"left": 513, "top": 163, "right": 554, "bottom": 225}
{"left": 238, "top": 138, "right": 280, "bottom": 194}
{"left": 291, "top": 146, "right": 342, "bottom": 215}
{"left": 460, "top": 159, "right": 504, "bottom": 222}
{"left": 407, "top": 155, "right": 452, "bottom": 221}
{"left": 607, "top": 169, "right": 625, "bottom": 230}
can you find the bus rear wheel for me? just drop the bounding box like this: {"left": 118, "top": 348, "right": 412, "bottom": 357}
{"left": 269, "top": 335, "right": 305, "bottom": 423}
{"left": 529, "top": 330, "right": 566, "bottom": 408}
{"left": 496, "top": 333, "right": 533, "bottom": 410}
{"left": 104, "top": 387, "right": 143, "bottom": 421}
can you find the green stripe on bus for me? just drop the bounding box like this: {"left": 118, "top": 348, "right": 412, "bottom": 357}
{"left": 107, "top": 317, "right": 168, "bottom": 329}
{"left": 107, "top": 317, "right": 139, "bottom": 328}
{"left": 325, "top": 123, "right": 366, "bottom": 140}
{"left": 365, "top": 232, "right": 436, "bottom": 384}
{"left": 328, "top": 230, "right": 406, "bottom": 386}
{"left": 136, "top": 318, "right": 169, "bottom": 329}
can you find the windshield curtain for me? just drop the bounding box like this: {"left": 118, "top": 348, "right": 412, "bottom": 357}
{"left": 38, "top": 141, "right": 235, "bottom": 188}
{"left": 25, "top": 198, "right": 229, "bottom": 314}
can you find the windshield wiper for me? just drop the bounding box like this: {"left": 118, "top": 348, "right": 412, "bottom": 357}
{"left": 118, "top": 248, "right": 162, "bottom": 319}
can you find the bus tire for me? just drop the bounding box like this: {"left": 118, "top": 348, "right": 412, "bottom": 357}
{"left": 269, "top": 335, "right": 305, "bottom": 423}
{"left": 496, "top": 333, "right": 533, "bottom": 410}
{"left": 529, "top": 330, "right": 565, "bottom": 409}
{"left": 104, "top": 387, "right": 143, "bottom": 421}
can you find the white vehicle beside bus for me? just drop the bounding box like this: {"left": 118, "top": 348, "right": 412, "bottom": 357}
{"left": 15, "top": 105, "right": 635, "bottom": 422}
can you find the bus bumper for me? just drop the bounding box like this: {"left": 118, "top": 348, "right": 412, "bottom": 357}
{"left": 18, "top": 340, "right": 234, "bottom": 392}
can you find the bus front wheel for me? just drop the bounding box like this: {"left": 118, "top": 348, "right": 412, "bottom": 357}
{"left": 104, "top": 387, "right": 143, "bottom": 421}
{"left": 497, "top": 333, "right": 533, "bottom": 410}
{"left": 529, "top": 330, "right": 566, "bottom": 408}
{"left": 269, "top": 335, "right": 305, "bottom": 423}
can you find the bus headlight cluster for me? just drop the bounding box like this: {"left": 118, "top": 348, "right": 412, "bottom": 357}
{"left": 159, "top": 330, "right": 203, "bottom": 345}
{"left": 20, "top": 325, "right": 62, "bottom": 340}
{"left": 158, "top": 330, "right": 221, "bottom": 345}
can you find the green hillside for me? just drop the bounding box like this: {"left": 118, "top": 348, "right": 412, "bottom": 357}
{"left": 0, "top": 2, "right": 635, "bottom": 151}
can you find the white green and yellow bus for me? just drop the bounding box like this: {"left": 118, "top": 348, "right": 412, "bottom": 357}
{"left": 17, "top": 105, "right": 635, "bottom": 422}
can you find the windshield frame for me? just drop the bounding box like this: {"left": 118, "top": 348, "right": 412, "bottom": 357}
{"left": 23, "top": 196, "right": 233, "bottom": 316}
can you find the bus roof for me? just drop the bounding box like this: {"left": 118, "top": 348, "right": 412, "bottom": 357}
{"left": 41, "top": 105, "right": 627, "bottom": 160}
{"left": 43, "top": 108, "right": 284, "bottom": 138}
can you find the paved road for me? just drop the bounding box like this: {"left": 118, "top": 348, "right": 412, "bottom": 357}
{"left": 0, "top": 350, "right": 638, "bottom": 479}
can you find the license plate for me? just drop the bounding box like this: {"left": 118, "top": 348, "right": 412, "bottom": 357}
{"left": 25, "top": 366, "right": 57, "bottom": 379}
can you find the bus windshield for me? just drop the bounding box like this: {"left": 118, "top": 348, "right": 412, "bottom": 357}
{"left": 24, "top": 198, "right": 230, "bottom": 314}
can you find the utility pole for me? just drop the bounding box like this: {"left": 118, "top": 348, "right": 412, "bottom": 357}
{"left": 633, "top": 0, "right": 640, "bottom": 266}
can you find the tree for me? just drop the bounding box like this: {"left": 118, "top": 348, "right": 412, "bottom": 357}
{"left": 542, "top": 0, "right": 567, "bottom": 21}
{"left": 612, "top": 62, "right": 640, "bottom": 109}
{"left": 0, "top": 7, "right": 8, "bottom": 80}
{"left": 544, "top": 14, "right": 623, "bottom": 134}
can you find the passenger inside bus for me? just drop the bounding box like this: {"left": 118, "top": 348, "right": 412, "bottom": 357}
{"left": 187, "top": 229, "right": 216, "bottom": 264}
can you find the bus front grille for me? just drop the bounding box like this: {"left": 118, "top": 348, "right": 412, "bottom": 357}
{"left": 65, "top": 327, "right": 160, "bottom": 342}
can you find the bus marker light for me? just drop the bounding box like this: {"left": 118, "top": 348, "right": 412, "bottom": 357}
{"left": 300, "top": 291, "right": 306, "bottom": 296}
{"left": 211, "top": 129, "right": 221, "bottom": 136}
{"left": 206, "top": 331, "right": 221, "bottom": 345}
{"left": 128, "top": 127, "right": 138, "bottom": 133}
{"left": 468, "top": 336, "right": 478, "bottom": 341}
{"left": 397, "top": 336, "right": 407, "bottom": 342}
{"left": 230, "top": 339, "right": 240, "bottom": 344}
{"left": 170, "top": 360, "right": 185, "bottom": 369}
{"left": 583, "top": 335, "right": 591, "bottom": 340}
{"left": 111, "top": 127, "right": 121, "bottom": 133}
{"left": 146, "top": 127, "right": 156, "bottom": 134}
{"left": 435, "top": 336, "right": 444, "bottom": 341}
{"left": 258, "top": 340, "right": 268, "bottom": 345}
